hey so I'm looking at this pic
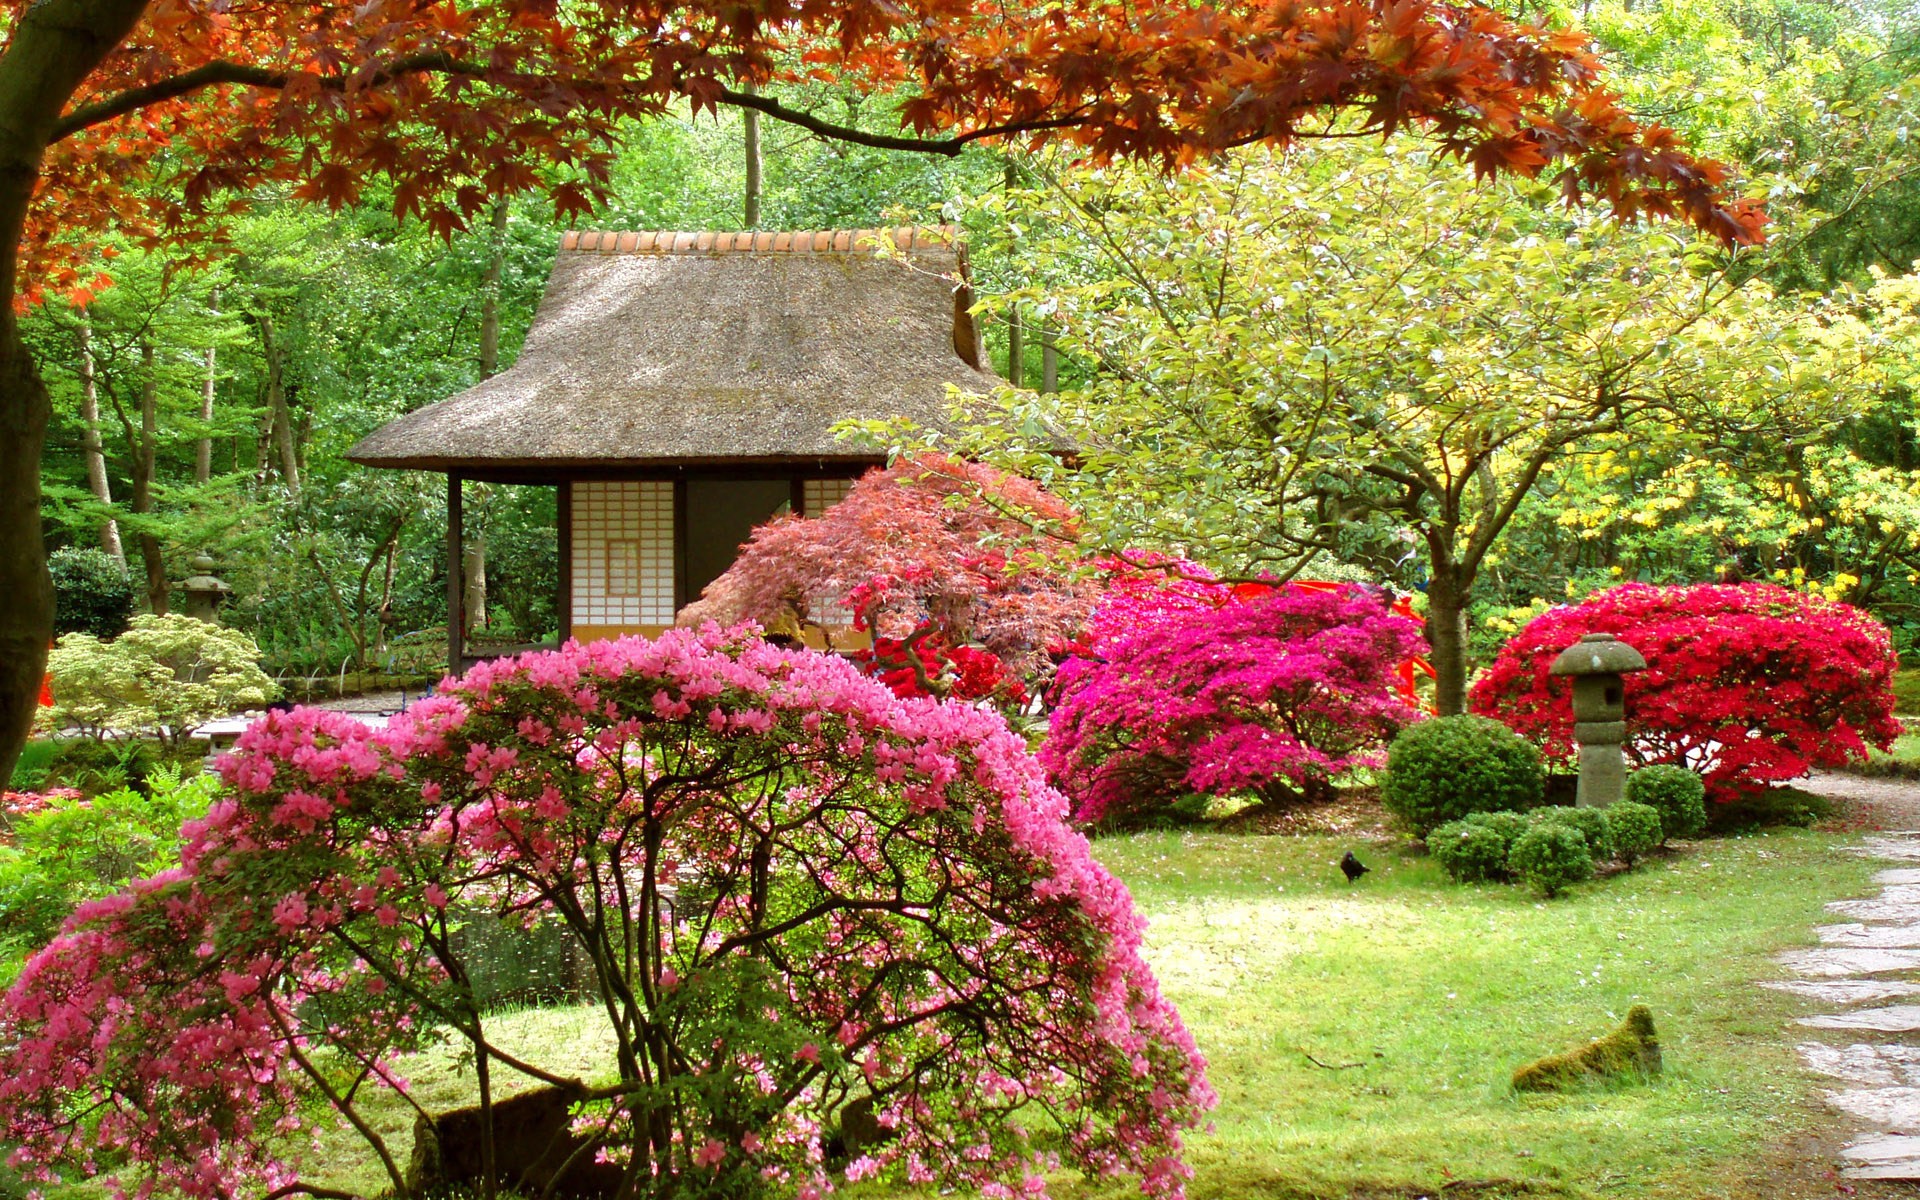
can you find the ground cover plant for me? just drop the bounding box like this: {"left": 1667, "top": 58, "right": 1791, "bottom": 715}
{"left": 1044, "top": 583, "right": 1425, "bottom": 825}
{"left": 0, "top": 629, "right": 1212, "bottom": 1200}
{"left": 284, "top": 827, "right": 1885, "bottom": 1200}
{"left": 1473, "top": 583, "right": 1903, "bottom": 800}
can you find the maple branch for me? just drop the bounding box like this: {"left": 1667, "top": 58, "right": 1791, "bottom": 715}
{"left": 50, "top": 52, "right": 479, "bottom": 143}
{"left": 715, "top": 87, "right": 1087, "bottom": 156}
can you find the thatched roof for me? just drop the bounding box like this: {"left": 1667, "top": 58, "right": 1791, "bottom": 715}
{"left": 347, "top": 226, "right": 998, "bottom": 475}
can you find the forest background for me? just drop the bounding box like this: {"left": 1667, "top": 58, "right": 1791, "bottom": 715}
{"left": 39, "top": 0, "right": 1920, "bottom": 694}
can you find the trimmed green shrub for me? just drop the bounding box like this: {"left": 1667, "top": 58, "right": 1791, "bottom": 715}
{"left": 1531, "top": 805, "right": 1615, "bottom": 862}
{"left": 1608, "top": 801, "right": 1663, "bottom": 867}
{"left": 1624, "top": 765, "right": 1708, "bottom": 840}
{"left": 47, "top": 547, "right": 134, "bottom": 640}
{"left": 1380, "top": 715, "right": 1543, "bottom": 836}
{"left": 1462, "top": 809, "right": 1530, "bottom": 852}
{"left": 1428, "top": 820, "right": 1511, "bottom": 882}
{"left": 1508, "top": 824, "right": 1594, "bottom": 897}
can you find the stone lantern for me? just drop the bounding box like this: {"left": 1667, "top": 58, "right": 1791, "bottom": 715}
{"left": 180, "top": 552, "right": 233, "bottom": 624}
{"left": 1549, "top": 632, "right": 1648, "bottom": 809}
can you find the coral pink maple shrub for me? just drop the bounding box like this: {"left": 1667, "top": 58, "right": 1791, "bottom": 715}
{"left": 0, "top": 628, "right": 1210, "bottom": 1200}
{"left": 1043, "top": 582, "right": 1427, "bottom": 824}
{"left": 1469, "top": 583, "right": 1901, "bottom": 800}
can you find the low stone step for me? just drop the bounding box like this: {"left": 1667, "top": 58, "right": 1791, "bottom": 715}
{"left": 1878, "top": 869, "right": 1920, "bottom": 886}
{"left": 1826, "top": 1086, "right": 1920, "bottom": 1126}
{"left": 1800, "top": 1006, "right": 1920, "bottom": 1032}
{"left": 1776, "top": 948, "right": 1920, "bottom": 977}
{"left": 1817, "top": 924, "right": 1920, "bottom": 948}
{"left": 1827, "top": 900, "right": 1920, "bottom": 922}
{"left": 1765, "top": 980, "right": 1920, "bottom": 1005}
{"left": 1798, "top": 1043, "right": 1920, "bottom": 1087}
{"left": 1841, "top": 1132, "right": 1920, "bottom": 1179}
{"left": 1845, "top": 838, "right": 1920, "bottom": 862}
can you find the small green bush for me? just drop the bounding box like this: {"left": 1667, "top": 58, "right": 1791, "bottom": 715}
{"left": 1625, "top": 765, "right": 1707, "bottom": 840}
{"left": 1708, "top": 785, "right": 1833, "bottom": 833}
{"left": 47, "top": 547, "right": 134, "bottom": 640}
{"left": 1380, "top": 715, "right": 1543, "bottom": 836}
{"left": 1532, "top": 805, "right": 1615, "bottom": 862}
{"left": 1428, "top": 820, "right": 1511, "bottom": 883}
{"left": 41, "top": 614, "right": 277, "bottom": 745}
{"left": 1462, "top": 809, "right": 1530, "bottom": 852}
{"left": 1508, "top": 824, "right": 1594, "bottom": 897}
{"left": 1608, "top": 801, "right": 1663, "bottom": 867}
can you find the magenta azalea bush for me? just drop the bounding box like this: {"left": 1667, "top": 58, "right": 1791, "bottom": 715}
{"left": 1043, "top": 584, "right": 1427, "bottom": 824}
{"left": 0, "top": 627, "right": 1212, "bottom": 1200}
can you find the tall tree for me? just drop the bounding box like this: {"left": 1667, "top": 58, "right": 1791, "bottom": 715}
{"left": 0, "top": 0, "right": 1767, "bottom": 780}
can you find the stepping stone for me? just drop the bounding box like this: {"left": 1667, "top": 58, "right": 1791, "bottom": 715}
{"left": 1827, "top": 1087, "right": 1920, "bottom": 1126}
{"left": 1800, "top": 1006, "right": 1920, "bottom": 1032}
{"left": 1878, "top": 870, "right": 1920, "bottom": 885}
{"left": 1817, "top": 924, "right": 1920, "bottom": 948}
{"left": 1776, "top": 948, "right": 1920, "bottom": 977}
{"left": 1798, "top": 1043, "right": 1920, "bottom": 1087}
{"left": 1846, "top": 839, "right": 1920, "bottom": 862}
{"left": 1765, "top": 980, "right": 1920, "bottom": 1005}
{"left": 1827, "top": 900, "right": 1920, "bottom": 922}
{"left": 1842, "top": 1133, "right": 1920, "bottom": 1179}
{"left": 1875, "top": 885, "right": 1920, "bottom": 905}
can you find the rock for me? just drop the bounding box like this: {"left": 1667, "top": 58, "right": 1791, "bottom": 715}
{"left": 1762, "top": 980, "right": 1920, "bottom": 1005}
{"left": 1799, "top": 1006, "right": 1920, "bottom": 1032}
{"left": 408, "top": 1084, "right": 628, "bottom": 1200}
{"left": 1816, "top": 923, "right": 1920, "bottom": 948}
{"left": 1774, "top": 947, "right": 1920, "bottom": 977}
{"left": 1841, "top": 1133, "right": 1920, "bottom": 1179}
{"left": 1826, "top": 900, "right": 1920, "bottom": 922}
{"left": 1876, "top": 870, "right": 1920, "bottom": 885}
{"left": 1827, "top": 1086, "right": 1920, "bottom": 1127}
{"left": 1844, "top": 838, "right": 1920, "bottom": 862}
{"left": 1511, "top": 1005, "right": 1661, "bottom": 1093}
{"left": 1797, "top": 1043, "right": 1920, "bottom": 1087}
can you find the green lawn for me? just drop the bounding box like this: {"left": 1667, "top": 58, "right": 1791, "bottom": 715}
{"left": 292, "top": 826, "right": 1883, "bottom": 1200}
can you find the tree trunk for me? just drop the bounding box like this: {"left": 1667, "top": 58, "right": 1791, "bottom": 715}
{"left": 76, "top": 314, "right": 125, "bottom": 566}
{"left": 134, "top": 340, "right": 167, "bottom": 615}
{"left": 196, "top": 287, "right": 217, "bottom": 483}
{"left": 1425, "top": 555, "right": 1472, "bottom": 716}
{"left": 743, "top": 85, "right": 763, "bottom": 229}
{"left": 1041, "top": 321, "right": 1058, "bottom": 394}
{"left": 258, "top": 310, "right": 300, "bottom": 494}
{"left": 479, "top": 201, "right": 508, "bottom": 376}
{"left": 463, "top": 523, "right": 487, "bottom": 637}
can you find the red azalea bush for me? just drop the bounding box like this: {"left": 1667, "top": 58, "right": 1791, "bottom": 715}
{"left": 844, "top": 575, "right": 1032, "bottom": 709}
{"left": 1470, "top": 583, "right": 1902, "bottom": 800}
{"left": 678, "top": 455, "right": 1100, "bottom": 692}
{"left": 1042, "top": 583, "right": 1427, "bottom": 824}
{"left": 0, "top": 628, "right": 1212, "bottom": 1200}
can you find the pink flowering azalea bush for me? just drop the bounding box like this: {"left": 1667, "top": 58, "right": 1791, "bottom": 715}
{"left": 0, "top": 626, "right": 1212, "bottom": 1200}
{"left": 1043, "top": 582, "right": 1427, "bottom": 825}
{"left": 1470, "top": 583, "right": 1902, "bottom": 800}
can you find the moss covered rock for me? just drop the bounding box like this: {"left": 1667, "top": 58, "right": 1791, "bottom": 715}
{"left": 1511, "top": 1005, "right": 1662, "bottom": 1092}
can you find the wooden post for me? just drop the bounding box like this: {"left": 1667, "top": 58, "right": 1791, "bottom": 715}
{"left": 447, "top": 473, "right": 463, "bottom": 675}
{"left": 556, "top": 481, "right": 572, "bottom": 644}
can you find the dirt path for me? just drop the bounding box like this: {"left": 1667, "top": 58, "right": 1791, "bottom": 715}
{"left": 1801, "top": 770, "right": 1920, "bottom": 830}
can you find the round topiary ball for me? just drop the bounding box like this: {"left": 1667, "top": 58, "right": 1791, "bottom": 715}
{"left": 1462, "top": 810, "right": 1530, "bottom": 853}
{"left": 1608, "top": 801, "right": 1663, "bottom": 867}
{"left": 1625, "top": 765, "right": 1707, "bottom": 841}
{"left": 48, "top": 546, "right": 134, "bottom": 640}
{"left": 1429, "top": 820, "right": 1511, "bottom": 883}
{"left": 1530, "top": 806, "right": 1615, "bottom": 862}
{"left": 1381, "top": 715, "right": 1544, "bottom": 836}
{"left": 1509, "top": 824, "right": 1595, "bottom": 897}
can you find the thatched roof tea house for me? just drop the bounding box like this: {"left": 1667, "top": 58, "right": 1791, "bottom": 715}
{"left": 348, "top": 225, "right": 998, "bottom": 669}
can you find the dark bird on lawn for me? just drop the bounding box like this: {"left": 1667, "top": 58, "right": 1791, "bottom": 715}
{"left": 1340, "top": 851, "right": 1370, "bottom": 883}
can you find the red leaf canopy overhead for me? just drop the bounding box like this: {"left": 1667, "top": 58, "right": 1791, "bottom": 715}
{"left": 16, "top": 0, "right": 1764, "bottom": 307}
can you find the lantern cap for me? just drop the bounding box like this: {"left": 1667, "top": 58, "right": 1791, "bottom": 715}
{"left": 1549, "top": 632, "right": 1647, "bottom": 676}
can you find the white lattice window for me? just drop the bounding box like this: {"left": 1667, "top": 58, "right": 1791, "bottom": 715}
{"left": 572, "top": 481, "right": 675, "bottom": 626}
{"left": 801, "top": 478, "right": 858, "bottom": 626}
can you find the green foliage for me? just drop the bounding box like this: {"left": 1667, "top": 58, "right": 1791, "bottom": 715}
{"left": 1462, "top": 809, "right": 1531, "bottom": 851}
{"left": 41, "top": 615, "right": 277, "bottom": 744}
{"left": 47, "top": 547, "right": 134, "bottom": 640}
{"left": 1508, "top": 824, "right": 1595, "bottom": 898}
{"left": 5, "top": 742, "right": 57, "bottom": 792}
{"left": 1626, "top": 765, "right": 1710, "bottom": 840}
{"left": 1426, "top": 819, "right": 1511, "bottom": 883}
{"left": 1381, "top": 715, "right": 1544, "bottom": 836}
{"left": 1708, "top": 785, "right": 1836, "bottom": 832}
{"left": 0, "top": 765, "right": 217, "bottom": 969}
{"left": 1531, "top": 805, "right": 1616, "bottom": 863}
{"left": 1608, "top": 801, "right": 1664, "bottom": 867}
{"left": 1511, "top": 1005, "right": 1663, "bottom": 1093}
